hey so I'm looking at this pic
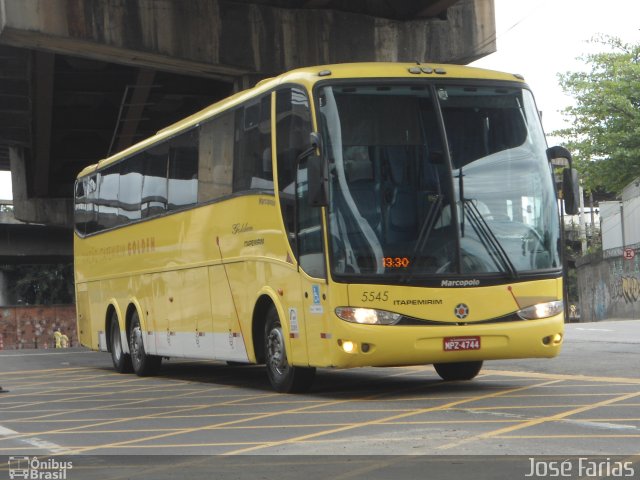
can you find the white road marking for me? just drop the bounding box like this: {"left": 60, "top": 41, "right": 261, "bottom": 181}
{"left": 575, "top": 328, "right": 614, "bottom": 332}
{"left": 0, "top": 425, "right": 69, "bottom": 454}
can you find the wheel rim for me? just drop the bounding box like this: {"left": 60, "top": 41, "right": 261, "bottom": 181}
{"left": 266, "top": 325, "right": 288, "bottom": 378}
{"left": 130, "top": 324, "right": 143, "bottom": 367}
{"left": 112, "top": 324, "right": 122, "bottom": 361}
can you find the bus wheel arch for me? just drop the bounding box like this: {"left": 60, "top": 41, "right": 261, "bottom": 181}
{"left": 252, "top": 295, "right": 274, "bottom": 364}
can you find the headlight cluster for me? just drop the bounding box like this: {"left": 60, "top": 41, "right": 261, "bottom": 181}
{"left": 517, "top": 300, "right": 563, "bottom": 320}
{"left": 335, "top": 307, "right": 402, "bottom": 325}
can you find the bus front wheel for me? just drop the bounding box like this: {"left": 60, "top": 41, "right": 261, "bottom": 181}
{"left": 264, "top": 308, "right": 315, "bottom": 393}
{"left": 110, "top": 314, "right": 132, "bottom": 373}
{"left": 128, "top": 311, "right": 162, "bottom": 376}
{"left": 434, "top": 361, "right": 483, "bottom": 381}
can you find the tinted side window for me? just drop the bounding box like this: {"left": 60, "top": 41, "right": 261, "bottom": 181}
{"left": 276, "top": 87, "right": 312, "bottom": 253}
{"left": 96, "top": 165, "right": 120, "bottom": 230}
{"left": 276, "top": 86, "right": 324, "bottom": 277}
{"left": 167, "top": 129, "right": 198, "bottom": 210}
{"left": 74, "top": 180, "right": 87, "bottom": 235}
{"left": 198, "top": 110, "right": 234, "bottom": 202}
{"left": 142, "top": 143, "right": 168, "bottom": 218}
{"left": 233, "top": 95, "right": 272, "bottom": 192}
{"left": 118, "top": 154, "right": 143, "bottom": 222}
{"left": 83, "top": 176, "right": 99, "bottom": 234}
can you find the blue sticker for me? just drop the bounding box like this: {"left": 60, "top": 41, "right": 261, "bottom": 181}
{"left": 312, "top": 284, "right": 321, "bottom": 305}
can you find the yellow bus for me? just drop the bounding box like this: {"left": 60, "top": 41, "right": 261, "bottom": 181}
{"left": 74, "top": 62, "right": 578, "bottom": 392}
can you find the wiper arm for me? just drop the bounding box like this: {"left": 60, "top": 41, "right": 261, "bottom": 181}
{"left": 464, "top": 200, "right": 518, "bottom": 278}
{"left": 400, "top": 194, "right": 443, "bottom": 283}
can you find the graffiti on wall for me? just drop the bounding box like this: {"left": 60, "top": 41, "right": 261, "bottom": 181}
{"left": 617, "top": 277, "right": 640, "bottom": 303}
{"left": 609, "top": 257, "right": 640, "bottom": 304}
{"left": 577, "top": 253, "right": 640, "bottom": 321}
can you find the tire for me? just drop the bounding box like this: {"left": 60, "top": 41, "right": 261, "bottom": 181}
{"left": 110, "top": 314, "right": 132, "bottom": 373}
{"left": 128, "top": 310, "right": 162, "bottom": 376}
{"left": 434, "top": 361, "right": 483, "bottom": 381}
{"left": 264, "top": 307, "right": 315, "bottom": 393}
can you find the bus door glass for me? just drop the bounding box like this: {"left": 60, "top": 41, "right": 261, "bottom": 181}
{"left": 276, "top": 86, "right": 329, "bottom": 363}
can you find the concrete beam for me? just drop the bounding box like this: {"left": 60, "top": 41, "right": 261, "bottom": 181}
{"left": 0, "top": 0, "right": 496, "bottom": 78}
{"left": 33, "top": 51, "right": 55, "bottom": 197}
{"left": 0, "top": 223, "right": 73, "bottom": 262}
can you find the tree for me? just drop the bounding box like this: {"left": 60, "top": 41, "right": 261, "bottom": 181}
{"left": 556, "top": 35, "right": 640, "bottom": 194}
{"left": 3, "top": 263, "right": 75, "bottom": 305}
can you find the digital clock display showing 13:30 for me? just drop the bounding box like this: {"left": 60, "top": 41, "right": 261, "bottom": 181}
{"left": 382, "top": 257, "right": 410, "bottom": 268}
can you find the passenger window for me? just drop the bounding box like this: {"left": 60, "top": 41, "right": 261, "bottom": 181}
{"left": 74, "top": 180, "right": 87, "bottom": 235}
{"left": 198, "top": 110, "right": 234, "bottom": 202}
{"left": 233, "top": 95, "right": 273, "bottom": 192}
{"left": 96, "top": 165, "right": 120, "bottom": 230}
{"left": 142, "top": 143, "right": 169, "bottom": 218}
{"left": 167, "top": 130, "right": 198, "bottom": 210}
{"left": 118, "top": 154, "right": 143, "bottom": 222}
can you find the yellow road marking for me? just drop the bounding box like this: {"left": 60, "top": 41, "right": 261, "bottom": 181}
{"left": 437, "top": 390, "right": 640, "bottom": 451}
{"left": 495, "top": 434, "right": 640, "bottom": 438}
{"left": 54, "top": 367, "right": 461, "bottom": 454}
{"left": 482, "top": 369, "right": 640, "bottom": 385}
{"left": 220, "top": 379, "right": 562, "bottom": 455}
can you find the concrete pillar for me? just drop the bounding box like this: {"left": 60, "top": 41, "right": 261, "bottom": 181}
{"left": 9, "top": 146, "right": 73, "bottom": 226}
{"left": 0, "top": 270, "right": 12, "bottom": 306}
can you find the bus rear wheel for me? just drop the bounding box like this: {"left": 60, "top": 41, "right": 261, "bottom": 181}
{"left": 264, "top": 308, "right": 315, "bottom": 393}
{"left": 110, "top": 314, "right": 132, "bottom": 373}
{"left": 434, "top": 361, "right": 483, "bottom": 381}
{"left": 128, "top": 311, "right": 162, "bottom": 376}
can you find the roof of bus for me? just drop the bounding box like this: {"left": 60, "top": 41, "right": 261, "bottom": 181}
{"left": 76, "top": 62, "right": 526, "bottom": 178}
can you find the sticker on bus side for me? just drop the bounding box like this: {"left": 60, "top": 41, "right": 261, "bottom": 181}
{"left": 310, "top": 284, "right": 323, "bottom": 314}
{"left": 289, "top": 308, "right": 299, "bottom": 338}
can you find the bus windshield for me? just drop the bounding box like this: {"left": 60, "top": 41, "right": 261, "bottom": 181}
{"left": 317, "top": 82, "right": 561, "bottom": 281}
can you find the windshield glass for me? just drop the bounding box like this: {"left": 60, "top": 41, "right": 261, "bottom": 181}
{"left": 317, "top": 82, "right": 561, "bottom": 281}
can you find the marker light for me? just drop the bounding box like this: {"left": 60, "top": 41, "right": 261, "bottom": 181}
{"left": 517, "top": 300, "right": 564, "bottom": 320}
{"left": 335, "top": 307, "right": 402, "bottom": 325}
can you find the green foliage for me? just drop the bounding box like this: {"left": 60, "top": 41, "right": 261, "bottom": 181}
{"left": 556, "top": 35, "right": 640, "bottom": 194}
{"left": 3, "top": 263, "right": 74, "bottom": 305}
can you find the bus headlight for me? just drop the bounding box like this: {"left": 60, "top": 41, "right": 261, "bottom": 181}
{"left": 517, "top": 300, "right": 564, "bottom": 320}
{"left": 335, "top": 307, "right": 402, "bottom": 325}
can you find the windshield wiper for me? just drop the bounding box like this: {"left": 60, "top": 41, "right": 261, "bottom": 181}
{"left": 464, "top": 199, "right": 518, "bottom": 279}
{"left": 400, "top": 194, "right": 443, "bottom": 283}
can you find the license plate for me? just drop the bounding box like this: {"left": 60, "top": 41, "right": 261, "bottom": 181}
{"left": 443, "top": 336, "right": 481, "bottom": 351}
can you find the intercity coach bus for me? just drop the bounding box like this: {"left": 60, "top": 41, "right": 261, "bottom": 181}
{"left": 74, "top": 63, "right": 579, "bottom": 392}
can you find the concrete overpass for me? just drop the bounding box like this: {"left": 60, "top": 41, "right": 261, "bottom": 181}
{"left": 0, "top": 199, "right": 73, "bottom": 305}
{"left": 0, "top": 200, "right": 72, "bottom": 264}
{"left": 0, "top": 0, "right": 496, "bottom": 228}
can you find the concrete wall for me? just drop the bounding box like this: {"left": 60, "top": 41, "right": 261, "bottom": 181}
{"left": 0, "top": 304, "right": 76, "bottom": 349}
{"left": 576, "top": 249, "right": 640, "bottom": 322}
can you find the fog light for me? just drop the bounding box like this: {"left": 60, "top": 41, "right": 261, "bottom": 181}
{"left": 542, "top": 333, "right": 563, "bottom": 346}
{"left": 342, "top": 340, "right": 355, "bottom": 353}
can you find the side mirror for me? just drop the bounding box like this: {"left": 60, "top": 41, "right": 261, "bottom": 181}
{"left": 307, "top": 154, "right": 328, "bottom": 207}
{"left": 562, "top": 168, "right": 580, "bottom": 215}
{"left": 546, "top": 145, "right": 572, "bottom": 168}
{"left": 546, "top": 145, "right": 580, "bottom": 215}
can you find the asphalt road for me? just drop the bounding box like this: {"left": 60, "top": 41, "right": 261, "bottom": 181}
{"left": 0, "top": 320, "right": 638, "bottom": 479}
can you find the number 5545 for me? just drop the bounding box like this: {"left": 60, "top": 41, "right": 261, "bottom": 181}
{"left": 361, "top": 291, "right": 389, "bottom": 302}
